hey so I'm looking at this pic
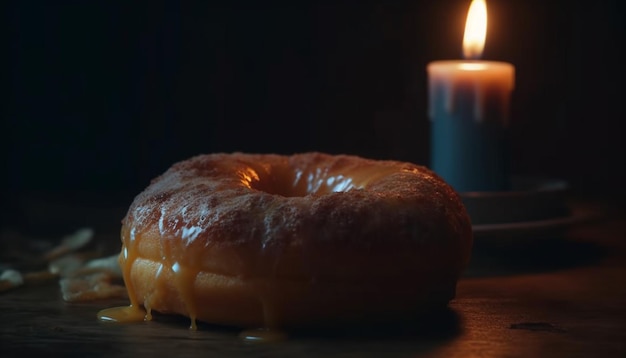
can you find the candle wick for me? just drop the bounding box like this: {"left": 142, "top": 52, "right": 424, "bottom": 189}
{"left": 463, "top": 52, "right": 482, "bottom": 61}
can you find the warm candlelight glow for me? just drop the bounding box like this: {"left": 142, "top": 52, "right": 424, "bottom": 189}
{"left": 463, "top": 0, "right": 487, "bottom": 60}
{"left": 458, "top": 62, "right": 488, "bottom": 71}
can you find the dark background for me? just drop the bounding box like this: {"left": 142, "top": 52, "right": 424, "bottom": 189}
{"left": 2, "top": 0, "right": 625, "bottom": 232}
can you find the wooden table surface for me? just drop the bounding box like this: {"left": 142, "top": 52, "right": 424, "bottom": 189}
{"left": 1, "top": 195, "right": 625, "bottom": 357}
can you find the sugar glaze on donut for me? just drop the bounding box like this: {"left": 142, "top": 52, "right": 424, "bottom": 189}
{"left": 98, "top": 152, "right": 473, "bottom": 333}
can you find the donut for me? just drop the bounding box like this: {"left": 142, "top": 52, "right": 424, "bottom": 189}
{"left": 98, "top": 152, "right": 473, "bottom": 332}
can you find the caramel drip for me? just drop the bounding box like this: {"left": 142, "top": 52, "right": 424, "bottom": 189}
{"left": 97, "top": 304, "right": 146, "bottom": 323}
{"left": 124, "top": 229, "right": 141, "bottom": 308}
{"left": 170, "top": 261, "right": 199, "bottom": 330}
{"left": 97, "top": 229, "right": 146, "bottom": 323}
{"left": 159, "top": 213, "right": 200, "bottom": 330}
{"left": 237, "top": 250, "right": 288, "bottom": 342}
{"left": 245, "top": 296, "right": 287, "bottom": 342}
{"left": 143, "top": 294, "right": 153, "bottom": 322}
{"left": 143, "top": 263, "right": 164, "bottom": 322}
{"left": 97, "top": 231, "right": 200, "bottom": 331}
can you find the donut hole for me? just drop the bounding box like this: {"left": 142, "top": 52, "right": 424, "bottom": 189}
{"left": 240, "top": 156, "right": 404, "bottom": 197}
{"left": 248, "top": 168, "right": 362, "bottom": 197}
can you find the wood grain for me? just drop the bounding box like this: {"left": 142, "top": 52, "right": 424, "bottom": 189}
{"left": 1, "top": 201, "right": 625, "bottom": 358}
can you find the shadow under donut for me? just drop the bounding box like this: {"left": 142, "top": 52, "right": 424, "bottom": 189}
{"left": 158, "top": 305, "right": 462, "bottom": 342}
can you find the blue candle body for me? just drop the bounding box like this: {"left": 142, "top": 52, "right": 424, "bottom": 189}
{"left": 428, "top": 61, "right": 514, "bottom": 193}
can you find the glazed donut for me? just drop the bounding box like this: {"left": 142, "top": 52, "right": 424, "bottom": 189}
{"left": 100, "top": 152, "right": 473, "bottom": 330}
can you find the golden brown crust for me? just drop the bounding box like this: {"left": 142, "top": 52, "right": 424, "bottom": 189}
{"left": 119, "top": 152, "right": 473, "bottom": 328}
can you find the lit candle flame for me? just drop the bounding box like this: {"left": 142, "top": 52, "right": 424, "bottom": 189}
{"left": 463, "top": 0, "right": 487, "bottom": 60}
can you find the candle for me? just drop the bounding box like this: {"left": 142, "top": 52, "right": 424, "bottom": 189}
{"left": 427, "top": 0, "right": 515, "bottom": 193}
